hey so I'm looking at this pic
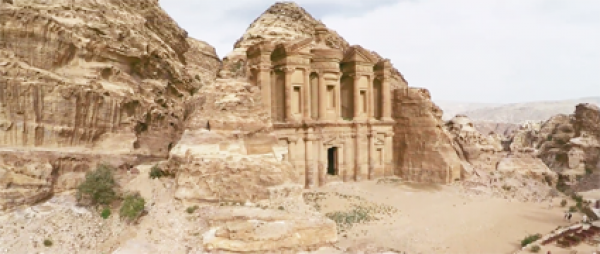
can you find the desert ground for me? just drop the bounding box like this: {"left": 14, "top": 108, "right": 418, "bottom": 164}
{"left": 1, "top": 166, "right": 599, "bottom": 254}
{"left": 307, "top": 179, "right": 598, "bottom": 254}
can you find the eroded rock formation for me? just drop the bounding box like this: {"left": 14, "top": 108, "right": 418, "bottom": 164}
{"left": 392, "top": 88, "right": 464, "bottom": 182}
{"left": 0, "top": 0, "right": 220, "bottom": 210}
{"left": 516, "top": 103, "right": 600, "bottom": 182}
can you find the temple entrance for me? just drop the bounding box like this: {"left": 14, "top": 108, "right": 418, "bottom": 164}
{"left": 327, "top": 147, "right": 338, "bottom": 175}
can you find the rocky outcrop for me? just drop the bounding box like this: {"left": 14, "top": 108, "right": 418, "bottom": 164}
{"left": 0, "top": 0, "right": 219, "bottom": 209}
{"left": 201, "top": 206, "right": 337, "bottom": 252}
{"left": 446, "top": 115, "right": 504, "bottom": 171}
{"left": 392, "top": 88, "right": 463, "bottom": 183}
{"left": 444, "top": 114, "right": 557, "bottom": 182}
{"left": 531, "top": 104, "right": 600, "bottom": 178}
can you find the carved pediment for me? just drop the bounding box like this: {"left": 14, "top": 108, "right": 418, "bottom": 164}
{"left": 341, "top": 45, "right": 378, "bottom": 64}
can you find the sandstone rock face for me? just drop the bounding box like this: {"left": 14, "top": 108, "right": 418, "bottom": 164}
{"left": 496, "top": 154, "right": 557, "bottom": 182}
{"left": 532, "top": 104, "right": 600, "bottom": 177}
{"left": 446, "top": 115, "right": 504, "bottom": 171}
{"left": 0, "top": 0, "right": 219, "bottom": 209}
{"left": 392, "top": 88, "right": 463, "bottom": 183}
{"left": 442, "top": 114, "right": 556, "bottom": 182}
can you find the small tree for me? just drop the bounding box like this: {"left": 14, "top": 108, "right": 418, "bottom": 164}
{"left": 120, "top": 192, "right": 145, "bottom": 223}
{"left": 76, "top": 164, "right": 117, "bottom": 206}
{"left": 560, "top": 199, "right": 568, "bottom": 207}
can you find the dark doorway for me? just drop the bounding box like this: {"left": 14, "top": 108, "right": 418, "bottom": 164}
{"left": 327, "top": 147, "right": 338, "bottom": 175}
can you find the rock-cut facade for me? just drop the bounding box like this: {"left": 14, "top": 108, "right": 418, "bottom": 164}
{"left": 246, "top": 25, "right": 395, "bottom": 188}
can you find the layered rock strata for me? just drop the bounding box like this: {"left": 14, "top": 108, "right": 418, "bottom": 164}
{"left": 0, "top": 0, "right": 220, "bottom": 209}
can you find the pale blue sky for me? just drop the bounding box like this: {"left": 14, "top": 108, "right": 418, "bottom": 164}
{"left": 160, "top": 0, "right": 600, "bottom": 103}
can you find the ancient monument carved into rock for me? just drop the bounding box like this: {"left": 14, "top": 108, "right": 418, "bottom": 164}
{"left": 246, "top": 25, "right": 394, "bottom": 188}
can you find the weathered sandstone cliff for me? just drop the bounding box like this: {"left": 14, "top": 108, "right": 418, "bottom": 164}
{"left": 0, "top": 0, "right": 220, "bottom": 210}
{"left": 510, "top": 103, "right": 600, "bottom": 179}
{"left": 392, "top": 88, "right": 464, "bottom": 182}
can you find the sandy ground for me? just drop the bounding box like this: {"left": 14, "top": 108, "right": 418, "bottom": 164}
{"left": 308, "top": 180, "right": 600, "bottom": 254}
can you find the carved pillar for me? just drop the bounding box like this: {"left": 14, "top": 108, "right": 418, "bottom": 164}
{"left": 303, "top": 69, "right": 311, "bottom": 121}
{"left": 318, "top": 73, "right": 327, "bottom": 121}
{"left": 284, "top": 67, "right": 294, "bottom": 122}
{"left": 318, "top": 138, "right": 326, "bottom": 186}
{"left": 304, "top": 135, "right": 315, "bottom": 189}
{"left": 335, "top": 73, "right": 342, "bottom": 120}
{"left": 338, "top": 139, "right": 347, "bottom": 182}
{"left": 367, "top": 75, "right": 375, "bottom": 120}
{"left": 368, "top": 131, "right": 375, "bottom": 180}
{"left": 354, "top": 132, "right": 363, "bottom": 181}
{"left": 257, "top": 65, "right": 272, "bottom": 116}
{"left": 344, "top": 134, "right": 353, "bottom": 182}
{"left": 384, "top": 132, "right": 394, "bottom": 177}
{"left": 353, "top": 74, "right": 361, "bottom": 120}
{"left": 287, "top": 138, "right": 295, "bottom": 164}
{"left": 381, "top": 76, "right": 392, "bottom": 121}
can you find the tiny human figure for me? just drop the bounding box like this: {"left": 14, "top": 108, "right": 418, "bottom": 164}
{"left": 564, "top": 211, "right": 569, "bottom": 220}
{"left": 583, "top": 214, "right": 588, "bottom": 223}
{"left": 567, "top": 212, "right": 573, "bottom": 222}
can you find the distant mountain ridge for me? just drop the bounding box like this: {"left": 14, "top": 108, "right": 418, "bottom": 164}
{"left": 436, "top": 96, "right": 600, "bottom": 124}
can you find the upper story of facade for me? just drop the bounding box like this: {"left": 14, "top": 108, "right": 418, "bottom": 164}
{"left": 246, "top": 24, "right": 394, "bottom": 126}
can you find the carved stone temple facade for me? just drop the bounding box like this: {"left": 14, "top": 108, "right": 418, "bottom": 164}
{"left": 246, "top": 25, "right": 395, "bottom": 188}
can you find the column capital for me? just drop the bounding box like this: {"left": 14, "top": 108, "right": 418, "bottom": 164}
{"left": 282, "top": 66, "right": 296, "bottom": 73}
{"left": 384, "top": 131, "right": 395, "bottom": 137}
{"left": 287, "top": 136, "right": 300, "bottom": 143}
{"left": 304, "top": 136, "right": 319, "bottom": 142}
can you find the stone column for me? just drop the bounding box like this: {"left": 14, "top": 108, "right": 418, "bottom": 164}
{"left": 303, "top": 69, "right": 311, "bottom": 121}
{"left": 367, "top": 131, "right": 375, "bottom": 180}
{"left": 338, "top": 141, "right": 346, "bottom": 182}
{"left": 318, "top": 73, "right": 327, "bottom": 121}
{"left": 384, "top": 132, "right": 394, "bottom": 177}
{"left": 304, "top": 136, "right": 315, "bottom": 189}
{"left": 353, "top": 74, "right": 361, "bottom": 120}
{"left": 354, "top": 132, "right": 363, "bottom": 181}
{"left": 284, "top": 67, "right": 294, "bottom": 122}
{"left": 367, "top": 75, "right": 375, "bottom": 120}
{"left": 318, "top": 138, "right": 326, "bottom": 186}
{"left": 334, "top": 73, "right": 342, "bottom": 120}
{"left": 344, "top": 134, "right": 353, "bottom": 181}
{"left": 381, "top": 75, "right": 393, "bottom": 121}
{"left": 258, "top": 65, "right": 272, "bottom": 116}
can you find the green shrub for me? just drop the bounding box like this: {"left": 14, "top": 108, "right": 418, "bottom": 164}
{"left": 521, "top": 233, "right": 542, "bottom": 247}
{"left": 43, "top": 239, "right": 53, "bottom": 247}
{"left": 120, "top": 192, "right": 145, "bottom": 223}
{"left": 76, "top": 164, "right": 117, "bottom": 206}
{"left": 149, "top": 164, "right": 165, "bottom": 179}
{"left": 186, "top": 205, "right": 199, "bottom": 214}
{"left": 560, "top": 199, "right": 567, "bottom": 207}
{"left": 529, "top": 244, "right": 540, "bottom": 253}
{"left": 101, "top": 207, "right": 111, "bottom": 219}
